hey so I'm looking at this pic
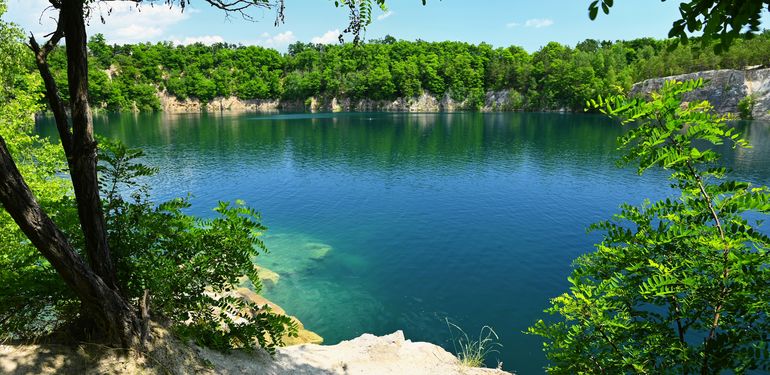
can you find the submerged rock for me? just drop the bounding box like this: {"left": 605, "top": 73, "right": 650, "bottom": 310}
{"left": 305, "top": 242, "right": 333, "bottom": 260}
{"left": 255, "top": 265, "right": 280, "bottom": 287}
{"left": 236, "top": 288, "right": 323, "bottom": 345}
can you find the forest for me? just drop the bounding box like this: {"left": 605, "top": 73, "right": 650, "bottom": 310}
{"left": 44, "top": 31, "right": 770, "bottom": 113}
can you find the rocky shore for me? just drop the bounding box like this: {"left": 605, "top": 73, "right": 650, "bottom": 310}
{"left": 0, "top": 260, "right": 513, "bottom": 374}
{"left": 0, "top": 329, "right": 511, "bottom": 374}
{"left": 158, "top": 90, "right": 518, "bottom": 113}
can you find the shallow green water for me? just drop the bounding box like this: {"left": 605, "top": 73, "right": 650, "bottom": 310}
{"left": 37, "top": 112, "right": 770, "bottom": 373}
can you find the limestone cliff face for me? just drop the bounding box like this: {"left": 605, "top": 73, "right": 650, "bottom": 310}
{"left": 159, "top": 91, "right": 282, "bottom": 113}
{"left": 158, "top": 90, "right": 521, "bottom": 113}
{"left": 630, "top": 68, "right": 770, "bottom": 120}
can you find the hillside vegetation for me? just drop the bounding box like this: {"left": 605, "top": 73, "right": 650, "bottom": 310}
{"left": 43, "top": 32, "right": 770, "bottom": 112}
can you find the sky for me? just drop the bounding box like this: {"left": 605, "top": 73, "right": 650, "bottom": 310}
{"left": 2, "top": 0, "right": 759, "bottom": 53}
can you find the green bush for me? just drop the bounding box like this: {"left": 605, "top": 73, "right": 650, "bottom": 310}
{"left": 98, "top": 139, "right": 298, "bottom": 352}
{"left": 0, "top": 4, "right": 77, "bottom": 339}
{"left": 530, "top": 79, "right": 770, "bottom": 373}
{"left": 738, "top": 94, "right": 756, "bottom": 120}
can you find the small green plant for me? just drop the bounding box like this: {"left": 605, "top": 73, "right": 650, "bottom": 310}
{"left": 738, "top": 93, "right": 757, "bottom": 120}
{"left": 445, "top": 318, "right": 502, "bottom": 368}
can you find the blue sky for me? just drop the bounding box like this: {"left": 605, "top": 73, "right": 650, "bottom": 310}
{"left": 2, "top": 1, "right": 754, "bottom": 52}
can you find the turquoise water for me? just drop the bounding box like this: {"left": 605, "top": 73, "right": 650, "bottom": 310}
{"left": 38, "top": 112, "right": 770, "bottom": 373}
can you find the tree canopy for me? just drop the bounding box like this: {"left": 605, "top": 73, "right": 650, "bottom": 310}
{"left": 40, "top": 31, "right": 770, "bottom": 113}
{"left": 590, "top": 0, "right": 770, "bottom": 50}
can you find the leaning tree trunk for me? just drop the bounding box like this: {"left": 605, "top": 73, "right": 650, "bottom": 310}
{"left": 0, "top": 137, "right": 139, "bottom": 346}
{"left": 0, "top": 0, "right": 141, "bottom": 345}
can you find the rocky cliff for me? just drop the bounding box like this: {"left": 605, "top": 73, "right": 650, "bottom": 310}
{"left": 153, "top": 69, "right": 770, "bottom": 118}
{"left": 159, "top": 90, "right": 520, "bottom": 113}
{"left": 630, "top": 67, "right": 770, "bottom": 120}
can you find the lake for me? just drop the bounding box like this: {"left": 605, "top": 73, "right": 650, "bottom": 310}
{"left": 37, "top": 112, "right": 770, "bottom": 374}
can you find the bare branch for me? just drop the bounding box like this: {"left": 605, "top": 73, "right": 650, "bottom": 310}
{"left": 200, "top": 0, "right": 279, "bottom": 22}
{"left": 28, "top": 27, "right": 73, "bottom": 158}
{"left": 91, "top": 0, "right": 282, "bottom": 24}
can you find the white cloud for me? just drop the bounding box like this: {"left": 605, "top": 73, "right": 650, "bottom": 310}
{"left": 172, "top": 35, "right": 226, "bottom": 46}
{"left": 506, "top": 18, "right": 554, "bottom": 29}
{"left": 116, "top": 24, "right": 164, "bottom": 40}
{"left": 377, "top": 10, "right": 394, "bottom": 21}
{"left": 267, "top": 31, "right": 296, "bottom": 45}
{"left": 524, "top": 18, "right": 554, "bottom": 28}
{"left": 6, "top": 0, "right": 58, "bottom": 36}
{"left": 6, "top": 0, "right": 191, "bottom": 44}
{"left": 89, "top": 2, "right": 191, "bottom": 44}
{"left": 247, "top": 31, "right": 296, "bottom": 48}
{"left": 311, "top": 29, "right": 340, "bottom": 45}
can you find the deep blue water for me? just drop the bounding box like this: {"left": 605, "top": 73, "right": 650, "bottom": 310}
{"left": 37, "top": 112, "right": 770, "bottom": 373}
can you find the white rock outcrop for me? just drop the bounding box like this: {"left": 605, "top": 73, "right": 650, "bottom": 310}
{"left": 1, "top": 331, "right": 513, "bottom": 375}
{"left": 157, "top": 91, "right": 521, "bottom": 113}
{"left": 198, "top": 331, "right": 511, "bottom": 375}
{"left": 630, "top": 67, "right": 770, "bottom": 119}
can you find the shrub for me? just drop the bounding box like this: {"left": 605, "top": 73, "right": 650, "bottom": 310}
{"left": 98, "top": 139, "right": 298, "bottom": 352}
{"left": 529, "top": 79, "right": 770, "bottom": 373}
{"left": 738, "top": 94, "right": 756, "bottom": 120}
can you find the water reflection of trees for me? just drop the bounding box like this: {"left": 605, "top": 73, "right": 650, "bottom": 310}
{"left": 35, "top": 113, "right": 769, "bottom": 184}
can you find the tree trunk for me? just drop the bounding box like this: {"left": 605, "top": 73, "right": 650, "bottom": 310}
{"left": 0, "top": 0, "right": 141, "bottom": 345}
{"left": 0, "top": 136, "right": 139, "bottom": 346}
{"left": 59, "top": 0, "right": 118, "bottom": 290}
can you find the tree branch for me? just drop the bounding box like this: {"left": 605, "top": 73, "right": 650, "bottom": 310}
{"left": 28, "top": 28, "right": 73, "bottom": 158}
{"left": 94, "top": 1, "right": 282, "bottom": 23}
{"left": 689, "top": 156, "right": 732, "bottom": 375}
{"left": 139, "top": 289, "right": 151, "bottom": 347}
{"left": 670, "top": 296, "right": 685, "bottom": 344}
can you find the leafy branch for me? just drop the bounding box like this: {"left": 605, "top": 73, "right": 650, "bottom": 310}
{"left": 530, "top": 79, "right": 770, "bottom": 373}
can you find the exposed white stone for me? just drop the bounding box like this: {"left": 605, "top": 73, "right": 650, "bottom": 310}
{"left": 630, "top": 68, "right": 770, "bottom": 119}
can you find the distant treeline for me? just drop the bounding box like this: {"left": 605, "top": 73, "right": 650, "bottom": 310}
{"left": 45, "top": 32, "right": 770, "bottom": 112}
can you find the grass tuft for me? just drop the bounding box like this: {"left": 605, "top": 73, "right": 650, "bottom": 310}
{"left": 445, "top": 318, "right": 502, "bottom": 368}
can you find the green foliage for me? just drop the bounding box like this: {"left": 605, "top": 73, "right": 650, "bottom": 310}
{"left": 98, "top": 140, "right": 298, "bottom": 352}
{"left": 333, "top": 0, "right": 388, "bottom": 43}
{"left": 445, "top": 318, "right": 502, "bottom": 368}
{"left": 40, "top": 31, "right": 770, "bottom": 112}
{"left": 589, "top": 0, "right": 769, "bottom": 51}
{"left": 0, "top": 2, "right": 77, "bottom": 339}
{"left": 1, "top": 4, "right": 296, "bottom": 349}
{"left": 738, "top": 94, "right": 756, "bottom": 120}
{"left": 529, "top": 79, "right": 770, "bottom": 373}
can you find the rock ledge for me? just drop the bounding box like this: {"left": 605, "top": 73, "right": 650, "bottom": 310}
{"left": 198, "top": 330, "right": 512, "bottom": 375}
